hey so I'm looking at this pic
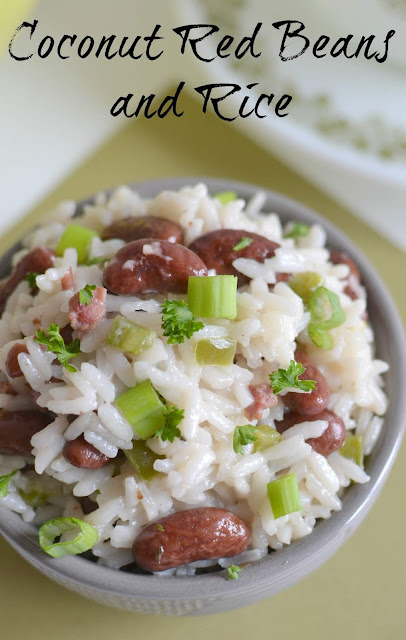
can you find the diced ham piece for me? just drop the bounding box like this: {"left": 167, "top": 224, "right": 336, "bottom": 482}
{"left": 68, "top": 287, "right": 107, "bottom": 334}
{"left": 61, "top": 267, "right": 75, "bottom": 290}
{"left": 245, "top": 383, "right": 278, "bottom": 421}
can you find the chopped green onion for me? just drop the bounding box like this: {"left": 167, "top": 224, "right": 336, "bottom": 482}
{"left": 124, "top": 441, "right": 165, "bottom": 481}
{"left": 289, "top": 272, "right": 324, "bottom": 307}
{"left": 233, "top": 237, "right": 253, "bottom": 252}
{"left": 308, "top": 287, "right": 346, "bottom": 350}
{"left": 0, "top": 470, "right": 17, "bottom": 498}
{"left": 38, "top": 517, "right": 98, "bottom": 558}
{"left": 115, "top": 379, "right": 165, "bottom": 440}
{"left": 267, "top": 474, "right": 302, "bottom": 519}
{"left": 339, "top": 435, "right": 364, "bottom": 467}
{"left": 226, "top": 565, "right": 242, "bottom": 580}
{"left": 56, "top": 224, "right": 99, "bottom": 264}
{"left": 194, "top": 337, "right": 236, "bottom": 367}
{"left": 253, "top": 426, "right": 281, "bottom": 452}
{"left": 187, "top": 275, "right": 238, "bottom": 320}
{"left": 233, "top": 425, "right": 258, "bottom": 455}
{"left": 157, "top": 524, "right": 164, "bottom": 531}
{"left": 214, "top": 191, "right": 237, "bottom": 205}
{"left": 106, "top": 315, "right": 156, "bottom": 355}
{"left": 284, "top": 222, "right": 310, "bottom": 240}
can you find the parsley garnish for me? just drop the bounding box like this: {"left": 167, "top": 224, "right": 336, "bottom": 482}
{"left": 226, "top": 565, "right": 242, "bottom": 581}
{"left": 78, "top": 284, "right": 96, "bottom": 306}
{"left": 269, "top": 360, "right": 316, "bottom": 395}
{"left": 0, "top": 470, "right": 17, "bottom": 498}
{"left": 26, "top": 272, "right": 40, "bottom": 289}
{"left": 161, "top": 300, "right": 204, "bottom": 344}
{"left": 35, "top": 323, "right": 81, "bottom": 372}
{"left": 155, "top": 406, "right": 184, "bottom": 442}
{"left": 157, "top": 524, "right": 164, "bottom": 532}
{"left": 233, "top": 237, "right": 253, "bottom": 251}
{"left": 284, "top": 223, "right": 310, "bottom": 240}
{"left": 308, "top": 287, "right": 346, "bottom": 350}
{"left": 233, "top": 425, "right": 258, "bottom": 455}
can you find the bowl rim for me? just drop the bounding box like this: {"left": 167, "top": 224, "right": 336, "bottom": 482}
{"left": 1, "top": 176, "right": 405, "bottom": 606}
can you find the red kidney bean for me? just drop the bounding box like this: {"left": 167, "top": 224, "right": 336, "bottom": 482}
{"left": 103, "top": 239, "right": 207, "bottom": 295}
{"left": 80, "top": 496, "right": 98, "bottom": 514}
{"left": 0, "top": 381, "right": 17, "bottom": 396}
{"left": 68, "top": 287, "right": 107, "bottom": 333}
{"left": 133, "top": 507, "right": 250, "bottom": 572}
{"left": 189, "top": 230, "right": 280, "bottom": 286}
{"left": 275, "top": 409, "right": 346, "bottom": 457}
{"left": 102, "top": 216, "right": 184, "bottom": 245}
{"left": 0, "top": 410, "right": 54, "bottom": 455}
{"left": 6, "top": 343, "right": 29, "bottom": 378}
{"left": 63, "top": 435, "right": 112, "bottom": 469}
{"left": 329, "top": 250, "right": 360, "bottom": 282}
{"left": 283, "top": 349, "right": 330, "bottom": 416}
{"left": 59, "top": 324, "right": 74, "bottom": 344}
{"left": 245, "top": 384, "right": 278, "bottom": 421}
{"left": 0, "top": 248, "right": 55, "bottom": 317}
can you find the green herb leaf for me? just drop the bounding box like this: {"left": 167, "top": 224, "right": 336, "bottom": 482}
{"left": 233, "top": 237, "right": 253, "bottom": 252}
{"left": 157, "top": 524, "right": 164, "bottom": 531}
{"left": 78, "top": 284, "right": 97, "bottom": 306}
{"left": 155, "top": 406, "right": 184, "bottom": 443}
{"left": 269, "top": 360, "right": 316, "bottom": 395}
{"left": 87, "top": 256, "right": 108, "bottom": 266}
{"left": 308, "top": 287, "right": 346, "bottom": 350}
{"left": 26, "top": 272, "right": 40, "bottom": 290}
{"left": 233, "top": 425, "right": 258, "bottom": 455}
{"left": 161, "top": 300, "right": 204, "bottom": 345}
{"left": 227, "top": 565, "right": 242, "bottom": 581}
{"left": 35, "top": 323, "right": 81, "bottom": 372}
{"left": 284, "top": 222, "right": 310, "bottom": 240}
{"left": 0, "top": 470, "right": 17, "bottom": 498}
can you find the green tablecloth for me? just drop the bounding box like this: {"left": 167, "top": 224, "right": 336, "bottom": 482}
{"left": 1, "top": 93, "right": 405, "bottom": 639}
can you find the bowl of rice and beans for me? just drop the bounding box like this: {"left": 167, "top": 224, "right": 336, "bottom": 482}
{"left": 0, "top": 177, "right": 404, "bottom": 615}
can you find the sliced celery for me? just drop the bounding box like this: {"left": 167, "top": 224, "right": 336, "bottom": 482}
{"left": 339, "top": 434, "right": 364, "bottom": 467}
{"left": 289, "top": 272, "right": 324, "bottom": 307}
{"left": 115, "top": 379, "right": 165, "bottom": 440}
{"left": 124, "top": 441, "right": 165, "bottom": 481}
{"left": 253, "top": 426, "right": 281, "bottom": 452}
{"left": 214, "top": 191, "right": 237, "bottom": 205}
{"left": 106, "top": 315, "right": 155, "bottom": 355}
{"left": 56, "top": 224, "right": 99, "bottom": 263}
{"left": 187, "top": 275, "right": 238, "bottom": 320}
{"left": 267, "top": 473, "right": 302, "bottom": 519}
{"left": 195, "top": 337, "right": 236, "bottom": 367}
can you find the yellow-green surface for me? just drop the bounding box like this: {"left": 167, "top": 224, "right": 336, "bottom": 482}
{"left": 0, "top": 92, "right": 405, "bottom": 639}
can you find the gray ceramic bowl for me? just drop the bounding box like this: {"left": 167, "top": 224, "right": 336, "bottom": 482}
{"left": 0, "top": 177, "right": 405, "bottom": 616}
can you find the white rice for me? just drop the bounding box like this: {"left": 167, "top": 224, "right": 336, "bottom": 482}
{"left": 0, "top": 184, "right": 387, "bottom": 574}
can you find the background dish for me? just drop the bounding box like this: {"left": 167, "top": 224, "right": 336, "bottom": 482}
{"left": 0, "top": 177, "right": 405, "bottom": 616}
